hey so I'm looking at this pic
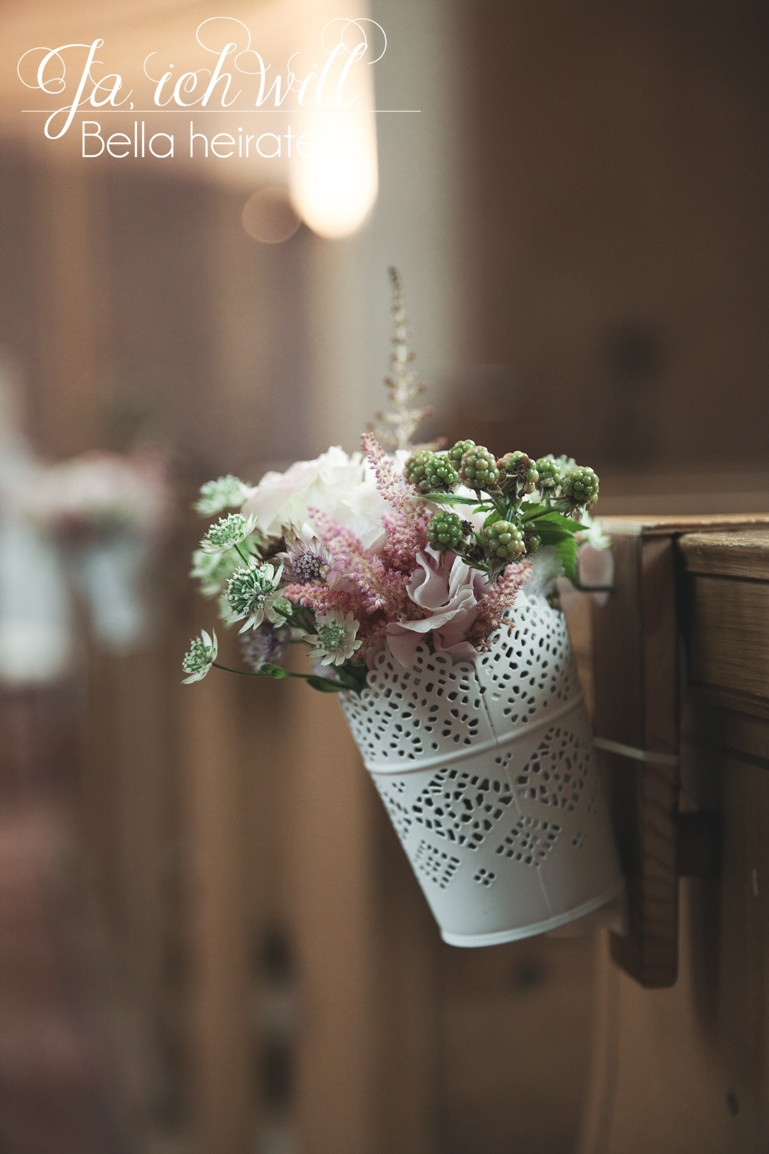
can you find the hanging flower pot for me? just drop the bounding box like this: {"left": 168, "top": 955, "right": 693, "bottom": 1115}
{"left": 24, "top": 449, "right": 171, "bottom": 653}
{"left": 181, "top": 268, "right": 624, "bottom": 946}
{"left": 340, "top": 588, "right": 623, "bottom": 945}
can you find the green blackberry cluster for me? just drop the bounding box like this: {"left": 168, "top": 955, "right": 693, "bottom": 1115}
{"left": 403, "top": 433, "right": 602, "bottom": 582}
{"left": 404, "top": 449, "right": 458, "bottom": 493}
{"left": 535, "top": 455, "right": 563, "bottom": 491}
{"left": 456, "top": 444, "right": 500, "bottom": 491}
{"left": 562, "top": 465, "right": 599, "bottom": 509}
{"left": 447, "top": 438, "right": 476, "bottom": 467}
{"left": 427, "top": 511, "right": 466, "bottom": 551}
{"left": 497, "top": 451, "right": 538, "bottom": 497}
{"left": 482, "top": 520, "right": 526, "bottom": 562}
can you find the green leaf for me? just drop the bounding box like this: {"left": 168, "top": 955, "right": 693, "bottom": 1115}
{"left": 520, "top": 502, "right": 549, "bottom": 521}
{"left": 483, "top": 509, "right": 501, "bottom": 528}
{"left": 525, "top": 509, "right": 579, "bottom": 532}
{"left": 306, "top": 676, "right": 348, "bottom": 693}
{"left": 259, "top": 661, "right": 366, "bottom": 694}
{"left": 420, "top": 491, "right": 485, "bottom": 507}
{"left": 534, "top": 528, "right": 574, "bottom": 548}
{"left": 555, "top": 535, "right": 579, "bottom": 583}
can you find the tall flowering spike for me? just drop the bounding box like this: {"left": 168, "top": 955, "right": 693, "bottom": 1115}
{"left": 469, "top": 562, "right": 531, "bottom": 647}
{"left": 361, "top": 432, "right": 416, "bottom": 515}
{"left": 360, "top": 432, "right": 430, "bottom": 571}
{"left": 282, "top": 581, "right": 363, "bottom": 621}
{"left": 369, "top": 267, "right": 433, "bottom": 451}
{"left": 303, "top": 504, "right": 415, "bottom": 623}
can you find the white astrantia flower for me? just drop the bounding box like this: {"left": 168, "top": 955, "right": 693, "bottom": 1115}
{"left": 190, "top": 546, "right": 248, "bottom": 598}
{"left": 305, "top": 610, "right": 362, "bottom": 666}
{"left": 200, "top": 512, "right": 258, "bottom": 554}
{"left": 225, "top": 561, "right": 289, "bottom": 632}
{"left": 195, "top": 475, "right": 253, "bottom": 516}
{"left": 181, "top": 629, "right": 218, "bottom": 683}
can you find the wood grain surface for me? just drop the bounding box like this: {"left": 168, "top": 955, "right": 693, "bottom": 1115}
{"left": 579, "top": 525, "right": 769, "bottom": 1153}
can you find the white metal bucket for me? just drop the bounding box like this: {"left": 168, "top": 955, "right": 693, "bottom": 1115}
{"left": 341, "top": 589, "right": 624, "bottom": 946}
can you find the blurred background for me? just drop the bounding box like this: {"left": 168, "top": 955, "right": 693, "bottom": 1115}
{"left": 0, "top": 0, "right": 768, "bottom": 1151}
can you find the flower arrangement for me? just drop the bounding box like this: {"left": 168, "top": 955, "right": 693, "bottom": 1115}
{"left": 21, "top": 448, "right": 172, "bottom": 652}
{"left": 183, "top": 269, "right": 605, "bottom": 692}
{"left": 25, "top": 449, "right": 171, "bottom": 541}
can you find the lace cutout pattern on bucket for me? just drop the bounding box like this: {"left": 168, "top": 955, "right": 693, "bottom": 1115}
{"left": 512, "top": 726, "right": 591, "bottom": 812}
{"left": 412, "top": 840, "right": 461, "bottom": 889}
{"left": 340, "top": 589, "right": 622, "bottom": 941}
{"left": 372, "top": 778, "right": 413, "bottom": 842}
{"left": 411, "top": 766, "right": 515, "bottom": 849}
{"left": 586, "top": 784, "right": 608, "bottom": 821}
{"left": 495, "top": 817, "right": 561, "bottom": 866}
{"left": 476, "top": 596, "right": 582, "bottom": 727}
{"left": 342, "top": 648, "right": 486, "bottom": 763}
{"left": 341, "top": 596, "right": 583, "bottom": 767}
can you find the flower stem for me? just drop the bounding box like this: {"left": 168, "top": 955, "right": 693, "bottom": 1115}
{"left": 212, "top": 662, "right": 261, "bottom": 677}
{"left": 211, "top": 659, "right": 361, "bottom": 694}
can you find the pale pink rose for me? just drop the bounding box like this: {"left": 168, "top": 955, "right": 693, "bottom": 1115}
{"left": 242, "top": 446, "right": 389, "bottom": 550}
{"left": 385, "top": 546, "right": 491, "bottom": 666}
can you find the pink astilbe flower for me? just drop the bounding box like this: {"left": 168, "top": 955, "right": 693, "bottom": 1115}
{"left": 302, "top": 507, "right": 418, "bottom": 624}
{"left": 468, "top": 561, "right": 531, "bottom": 647}
{"left": 360, "top": 432, "right": 414, "bottom": 517}
{"left": 361, "top": 431, "right": 430, "bottom": 571}
{"left": 281, "top": 582, "right": 361, "bottom": 618}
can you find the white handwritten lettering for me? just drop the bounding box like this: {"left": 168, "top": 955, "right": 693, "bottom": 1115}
{"left": 17, "top": 40, "right": 132, "bottom": 139}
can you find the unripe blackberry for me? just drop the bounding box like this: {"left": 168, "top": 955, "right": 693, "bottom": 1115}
{"left": 458, "top": 445, "right": 499, "bottom": 491}
{"left": 403, "top": 449, "right": 431, "bottom": 489}
{"left": 562, "top": 465, "right": 599, "bottom": 509}
{"left": 535, "top": 455, "right": 562, "bottom": 491}
{"left": 497, "top": 450, "right": 538, "bottom": 495}
{"left": 448, "top": 438, "right": 475, "bottom": 467}
{"left": 482, "top": 519, "right": 526, "bottom": 561}
{"left": 404, "top": 450, "right": 458, "bottom": 493}
{"left": 427, "top": 511, "right": 465, "bottom": 551}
